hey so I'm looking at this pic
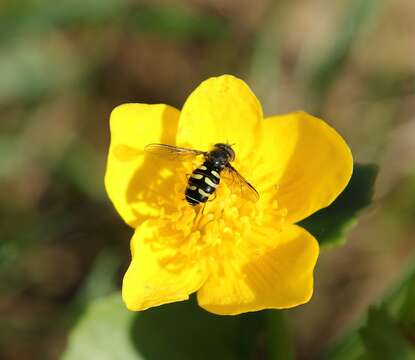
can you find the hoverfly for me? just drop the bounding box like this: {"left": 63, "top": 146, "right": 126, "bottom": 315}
{"left": 144, "top": 143, "right": 259, "bottom": 206}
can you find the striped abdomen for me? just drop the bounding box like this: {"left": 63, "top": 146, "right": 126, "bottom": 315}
{"left": 185, "top": 161, "right": 221, "bottom": 205}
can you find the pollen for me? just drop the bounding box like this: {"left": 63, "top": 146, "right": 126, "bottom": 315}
{"left": 157, "top": 175, "right": 287, "bottom": 272}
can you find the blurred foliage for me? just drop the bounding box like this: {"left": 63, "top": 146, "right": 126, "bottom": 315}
{"left": 0, "top": 1, "right": 230, "bottom": 105}
{"left": 62, "top": 252, "right": 415, "bottom": 360}
{"left": 130, "top": 298, "right": 264, "bottom": 360}
{"left": 52, "top": 140, "right": 105, "bottom": 202}
{"left": 0, "top": 0, "right": 228, "bottom": 43}
{"left": 300, "top": 164, "right": 378, "bottom": 247}
{"left": 265, "top": 311, "right": 294, "bottom": 360}
{"left": 302, "top": 0, "right": 385, "bottom": 113}
{"left": 326, "top": 257, "right": 415, "bottom": 359}
{"left": 125, "top": 6, "right": 230, "bottom": 40}
{"left": 360, "top": 307, "right": 415, "bottom": 359}
{"left": 62, "top": 293, "right": 139, "bottom": 360}
{"left": 63, "top": 290, "right": 288, "bottom": 360}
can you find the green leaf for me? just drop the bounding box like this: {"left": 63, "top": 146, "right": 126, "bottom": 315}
{"left": 62, "top": 293, "right": 141, "bottom": 360}
{"left": 130, "top": 296, "right": 265, "bottom": 360}
{"left": 360, "top": 307, "right": 415, "bottom": 360}
{"left": 63, "top": 294, "right": 282, "bottom": 360}
{"left": 264, "top": 311, "right": 295, "bottom": 360}
{"left": 395, "top": 277, "right": 415, "bottom": 334}
{"left": 325, "top": 256, "right": 415, "bottom": 359}
{"left": 383, "top": 259, "right": 415, "bottom": 335}
{"left": 299, "top": 163, "right": 378, "bottom": 247}
{"left": 323, "top": 332, "right": 366, "bottom": 360}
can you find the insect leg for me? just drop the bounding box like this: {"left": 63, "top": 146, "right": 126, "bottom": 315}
{"left": 207, "top": 192, "right": 217, "bottom": 202}
{"left": 192, "top": 202, "right": 206, "bottom": 229}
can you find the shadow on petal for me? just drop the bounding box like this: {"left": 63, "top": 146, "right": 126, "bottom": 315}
{"left": 124, "top": 107, "right": 194, "bottom": 227}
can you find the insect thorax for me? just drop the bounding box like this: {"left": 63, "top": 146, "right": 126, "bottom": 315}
{"left": 207, "top": 146, "right": 233, "bottom": 169}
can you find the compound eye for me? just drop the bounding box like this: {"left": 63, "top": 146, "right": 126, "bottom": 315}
{"left": 227, "top": 148, "right": 235, "bottom": 161}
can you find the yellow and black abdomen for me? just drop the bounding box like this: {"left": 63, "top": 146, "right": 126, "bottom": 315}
{"left": 185, "top": 161, "right": 221, "bottom": 205}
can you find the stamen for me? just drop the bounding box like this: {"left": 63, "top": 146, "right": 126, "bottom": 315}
{"left": 152, "top": 168, "right": 287, "bottom": 273}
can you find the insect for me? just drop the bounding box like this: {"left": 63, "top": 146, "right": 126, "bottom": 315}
{"left": 144, "top": 143, "right": 259, "bottom": 206}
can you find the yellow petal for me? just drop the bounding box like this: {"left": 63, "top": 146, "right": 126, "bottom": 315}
{"left": 197, "top": 225, "right": 319, "bottom": 315}
{"left": 255, "top": 111, "right": 353, "bottom": 224}
{"left": 176, "top": 75, "right": 263, "bottom": 161}
{"left": 104, "top": 103, "right": 180, "bottom": 227}
{"left": 123, "top": 220, "right": 207, "bottom": 311}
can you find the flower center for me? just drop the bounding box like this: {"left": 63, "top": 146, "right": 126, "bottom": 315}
{"left": 150, "top": 161, "right": 287, "bottom": 272}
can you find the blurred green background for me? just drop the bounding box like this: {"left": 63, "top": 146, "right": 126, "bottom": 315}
{"left": 1, "top": 0, "right": 415, "bottom": 359}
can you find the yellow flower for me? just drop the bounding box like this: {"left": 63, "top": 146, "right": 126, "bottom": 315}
{"left": 105, "top": 75, "right": 353, "bottom": 315}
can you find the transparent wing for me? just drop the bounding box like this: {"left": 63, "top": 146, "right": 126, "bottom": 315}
{"left": 223, "top": 164, "right": 260, "bottom": 203}
{"left": 144, "top": 143, "right": 207, "bottom": 161}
